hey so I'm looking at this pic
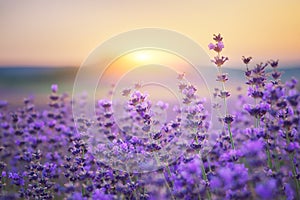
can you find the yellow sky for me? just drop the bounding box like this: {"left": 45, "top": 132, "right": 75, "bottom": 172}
{"left": 0, "top": 0, "right": 300, "bottom": 68}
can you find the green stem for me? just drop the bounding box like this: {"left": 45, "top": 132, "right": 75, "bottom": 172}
{"left": 241, "top": 157, "right": 256, "bottom": 198}
{"left": 289, "top": 153, "right": 300, "bottom": 198}
{"left": 1, "top": 170, "right": 5, "bottom": 195}
{"left": 261, "top": 116, "right": 273, "bottom": 169}
{"left": 126, "top": 167, "right": 138, "bottom": 200}
{"left": 218, "top": 68, "right": 235, "bottom": 150}
{"left": 286, "top": 130, "right": 300, "bottom": 197}
{"left": 195, "top": 135, "right": 212, "bottom": 200}
{"left": 270, "top": 105, "right": 280, "bottom": 171}
{"left": 266, "top": 147, "right": 273, "bottom": 169}
{"left": 200, "top": 162, "right": 211, "bottom": 200}
{"left": 81, "top": 186, "right": 86, "bottom": 197}
{"left": 198, "top": 194, "right": 202, "bottom": 200}
{"left": 207, "top": 156, "right": 212, "bottom": 172}
{"left": 149, "top": 133, "right": 175, "bottom": 200}
{"left": 228, "top": 124, "right": 235, "bottom": 150}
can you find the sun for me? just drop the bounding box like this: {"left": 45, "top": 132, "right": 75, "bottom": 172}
{"left": 134, "top": 51, "right": 151, "bottom": 62}
{"left": 103, "top": 49, "right": 190, "bottom": 78}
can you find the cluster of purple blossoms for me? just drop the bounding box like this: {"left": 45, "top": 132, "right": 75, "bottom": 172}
{"left": 0, "top": 34, "right": 299, "bottom": 199}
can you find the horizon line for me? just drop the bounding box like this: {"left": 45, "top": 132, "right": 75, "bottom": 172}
{"left": 0, "top": 64, "right": 300, "bottom": 70}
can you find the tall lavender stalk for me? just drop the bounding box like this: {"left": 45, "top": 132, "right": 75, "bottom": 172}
{"left": 208, "top": 34, "right": 235, "bottom": 150}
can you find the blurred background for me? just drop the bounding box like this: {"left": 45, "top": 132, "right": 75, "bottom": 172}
{"left": 1, "top": 0, "right": 300, "bottom": 107}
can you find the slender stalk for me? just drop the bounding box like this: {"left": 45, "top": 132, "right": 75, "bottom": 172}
{"left": 195, "top": 136, "right": 212, "bottom": 200}
{"left": 266, "top": 148, "right": 273, "bottom": 169}
{"left": 228, "top": 124, "right": 235, "bottom": 150}
{"left": 260, "top": 116, "right": 273, "bottom": 169}
{"left": 153, "top": 154, "right": 175, "bottom": 200}
{"left": 81, "top": 186, "right": 86, "bottom": 197}
{"left": 218, "top": 67, "right": 235, "bottom": 150}
{"left": 0, "top": 170, "right": 5, "bottom": 196}
{"left": 148, "top": 132, "right": 175, "bottom": 200}
{"left": 285, "top": 130, "right": 300, "bottom": 197}
{"left": 126, "top": 166, "right": 138, "bottom": 200}
{"left": 200, "top": 161, "right": 211, "bottom": 200}
{"left": 207, "top": 156, "right": 213, "bottom": 172}
{"left": 80, "top": 146, "right": 86, "bottom": 196}
{"left": 270, "top": 105, "right": 280, "bottom": 171}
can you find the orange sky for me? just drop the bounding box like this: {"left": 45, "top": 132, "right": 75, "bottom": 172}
{"left": 0, "top": 0, "right": 300, "bottom": 68}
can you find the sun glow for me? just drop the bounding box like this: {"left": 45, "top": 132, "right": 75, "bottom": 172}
{"left": 98, "top": 49, "right": 191, "bottom": 85}
{"left": 134, "top": 51, "right": 151, "bottom": 62}
{"left": 115, "top": 50, "right": 189, "bottom": 75}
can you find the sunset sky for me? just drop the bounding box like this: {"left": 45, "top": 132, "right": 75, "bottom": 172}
{"left": 1, "top": 0, "right": 300, "bottom": 68}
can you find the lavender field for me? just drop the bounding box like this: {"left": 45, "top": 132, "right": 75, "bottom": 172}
{"left": 0, "top": 34, "right": 299, "bottom": 200}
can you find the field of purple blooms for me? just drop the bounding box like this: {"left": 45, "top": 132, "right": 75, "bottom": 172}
{"left": 0, "top": 34, "right": 299, "bottom": 200}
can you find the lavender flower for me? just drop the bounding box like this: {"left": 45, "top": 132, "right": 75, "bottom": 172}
{"left": 0, "top": 33, "right": 299, "bottom": 200}
{"left": 255, "top": 179, "right": 277, "bottom": 199}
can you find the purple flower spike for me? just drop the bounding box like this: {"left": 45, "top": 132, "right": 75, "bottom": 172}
{"left": 213, "top": 33, "right": 223, "bottom": 42}
{"left": 0, "top": 32, "right": 298, "bottom": 200}
{"left": 216, "top": 73, "right": 229, "bottom": 82}
{"left": 51, "top": 84, "right": 58, "bottom": 93}
{"left": 0, "top": 100, "right": 8, "bottom": 108}
{"left": 211, "top": 56, "right": 229, "bottom": 67}
{"left": 218, "top": 90, "right": 231, "bottom": 98}
{"left": 208, "top": 43, "right": 215, "bottom": 50}
{"left": 255, "top": 179, "right": 277, "bottom": 199}
{"left": 284, "top": 183, "right": 295, "bottom": 200}
{"left": 217, "top": 41, "right": 224, "bottom": 49}
{"left": 224, "top": 115, "right": 234, "bottom": 124}
{"left": 93, "top": 189, "right": 113, "bottom": 200}
{"left": 268, "top": 59, "right": 279, "bottom": 68}
{"left": 242, "top": 56, "right": 252, "bottom": 65}
{"left": 272, "top": 71, "right": 282, "bottom": 79}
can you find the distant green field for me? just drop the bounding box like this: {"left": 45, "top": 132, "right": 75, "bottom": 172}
{"left": 1, "top": 66, "right": 299, "bottom": 106}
